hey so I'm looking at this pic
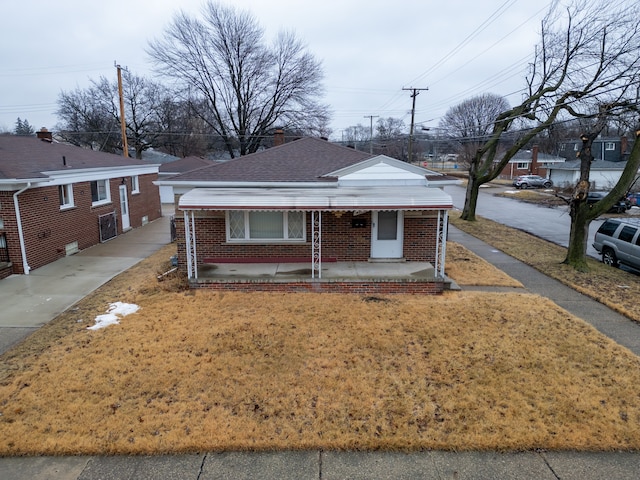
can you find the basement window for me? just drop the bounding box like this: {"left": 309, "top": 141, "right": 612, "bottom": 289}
{"left": 227, "top": 211, "right": 306, "bottom": 242}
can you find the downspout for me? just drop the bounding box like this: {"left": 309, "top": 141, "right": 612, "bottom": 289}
{"left": 13, "top": 182, "right": 32, "bottom": 274}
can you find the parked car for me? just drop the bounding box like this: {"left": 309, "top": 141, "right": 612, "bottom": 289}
{"left": 512, "top": 175, "right": 553, "bottom": 189}
{"left": 593, "top": 219, "right": 640, "bottom": 270}
{"left": 626, "top": 192, "right": 640, "bottom": 206}
{"left": 586, "top": 191, "right": 631, "bottom": 213}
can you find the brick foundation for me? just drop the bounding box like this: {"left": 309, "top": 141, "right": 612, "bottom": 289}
{"left": 190, "top": 279, "right": 447, "bottom": 294}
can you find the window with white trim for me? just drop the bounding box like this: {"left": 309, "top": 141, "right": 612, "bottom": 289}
{"left": 58, "top": 184, "right": 74, "bottom": 209}
{"left": 516, "top": 162, "right": 528, "bottom": 169}
{"left": 227, "top": 211, "right": 306, "bottom": 242}
{"left": 605, "top": 142, "right": 615, "bottom": 151}
{"left": 131, "top": 175, "right": 140, "bottom": 194}
{"left": 90, "top": 179, "right": 110, "bottom": 205}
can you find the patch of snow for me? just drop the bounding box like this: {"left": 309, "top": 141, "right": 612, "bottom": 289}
{"left": 88, "top": 302, "right": 140, "bottom": 330}
{"left": 503, "top": 190, "right": 520, "bottom": 194}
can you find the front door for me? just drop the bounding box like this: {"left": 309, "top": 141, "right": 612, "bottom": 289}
{"left": 119, "top": 184, "right": 130, "bottom": 231}
{"left": 371, "top": 211, "right": 403, "bottom": 259}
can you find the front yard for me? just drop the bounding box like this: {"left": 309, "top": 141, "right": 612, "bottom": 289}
{"left": 1, "top": 239, "right": 640, "bottom": 455}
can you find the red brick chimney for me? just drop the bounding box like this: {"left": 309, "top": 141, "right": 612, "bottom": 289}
{"left": 274, "top": 129, "right": 285, "bottom": 147}
{"left": 530, "top": 145, "right": 539, "bottom": 175}
{"left": 37, "top": 127, "right": 52, "bottom": 142}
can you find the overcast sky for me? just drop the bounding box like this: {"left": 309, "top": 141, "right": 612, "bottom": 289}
{"left": 1, "top": 0, "right": 553, "bottom": 140}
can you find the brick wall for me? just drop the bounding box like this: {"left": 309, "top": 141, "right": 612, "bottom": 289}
{"left": 191, "top": 279, "right": 447, "bottom": 294}
{"left": 175, "top": 210, "right": 440, "bottom": 271}
{"left": 1, "top": 173, "right": 161, "bottom": 274}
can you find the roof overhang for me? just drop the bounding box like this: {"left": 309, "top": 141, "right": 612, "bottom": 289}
{"left": 178, "top": 186, "right": 453, "bottom": 211}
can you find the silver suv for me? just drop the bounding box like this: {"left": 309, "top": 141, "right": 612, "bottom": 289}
{"left": 512, "top": 175, "right": 553, "bottom": 189}
{"left": 593, "top": 219, "right": 640, "bottom": 270}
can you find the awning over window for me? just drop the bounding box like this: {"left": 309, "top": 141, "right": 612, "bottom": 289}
{"left": 178, "top": 186, "right": 453, "bottom": 211}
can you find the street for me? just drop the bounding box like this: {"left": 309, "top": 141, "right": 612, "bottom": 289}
{"left": 444, "top": 184, "right": 606, "bottom": 259}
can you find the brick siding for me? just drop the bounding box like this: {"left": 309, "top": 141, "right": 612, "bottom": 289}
{"left": 0, "top": 174, "right": 161, "bottom": 274}
{"left": 191, "top": 279, "right": 447, "bottom": 294}
{"left": 175, "top": 210, "right": 440, "bottom": 272}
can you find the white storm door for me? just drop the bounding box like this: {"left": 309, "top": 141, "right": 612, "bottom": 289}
{"left": 119, "top": 184, "right": 131, "bottom": 230}
{"left": 371, "top": 211, "right": 403, "bottom": 258}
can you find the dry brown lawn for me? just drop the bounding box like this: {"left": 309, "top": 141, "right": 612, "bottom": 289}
{"left": 2, "top": 240, "right": 640, "bottom": 455}
{"left": 450, "top": 215, "right": 640, "bottom": 323}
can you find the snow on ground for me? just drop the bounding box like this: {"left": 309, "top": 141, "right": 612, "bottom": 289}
{"left": 88, "top": 302, "right": 140, "bottom": 330}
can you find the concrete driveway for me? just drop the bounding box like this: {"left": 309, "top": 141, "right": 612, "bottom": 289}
{"left": 0, "top": 208, "right": 173, "bottom": 353}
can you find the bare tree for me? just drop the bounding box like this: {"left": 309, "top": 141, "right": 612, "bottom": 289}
{"left": 439, "top": 93, "right": 510, "bottom": 168}
{"left": 458, "top": 0, "right": 640, "bottom": 270}
{"left": 147, "top": 1, "right": 330, "bottom": 158}
{"left": 56, "top": 85, "right": 121, "bottom": 152}
{"left": 342, "top": 124, "right": 369, "bottom": 150}
{"left": 56, "top": 71, "right": 171, "bottom": 158}
{"left": 374, "top": 117, "right": 407, "bottom": 158}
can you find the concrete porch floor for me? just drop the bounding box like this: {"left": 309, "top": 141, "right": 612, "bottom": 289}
{"left": 194, "top": 261, "right": 438, "bottom": 282}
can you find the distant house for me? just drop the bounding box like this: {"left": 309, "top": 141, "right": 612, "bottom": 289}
{"left": 558, "top": 136, "right": 632, "bottom": 163}
{"left": 548, "top": 160, "right": 630, "bottom": 189}
{"left": 158, "top": 136, "right": 459, "bottom": 294}
{"left": 498, "top": 146, "right": 565, "bottom": 180}
{"left": 0, "top": 130, "right": 162, "bottom": 279}
{"left": 158, "top": 156, "right": 217, "bottom": 204}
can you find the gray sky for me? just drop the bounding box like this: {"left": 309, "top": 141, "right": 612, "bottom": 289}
{"left": 1, "top": 0, "right": 552, "bottom": 140}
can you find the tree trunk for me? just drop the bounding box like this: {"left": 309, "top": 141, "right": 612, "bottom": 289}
{"left": 564, "top": 201, "right": 591, "bottom": 271}
{"left": 460, "top": 174, "right": 481, "bottom": 221}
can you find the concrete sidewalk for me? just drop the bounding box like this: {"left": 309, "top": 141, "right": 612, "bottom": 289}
{"left": 2, "top": 223, "right": 640, "bottom": 479}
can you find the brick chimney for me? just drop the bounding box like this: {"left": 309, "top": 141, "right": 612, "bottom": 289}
{"left": 530, "top": 145, "right": 539, "bottom": 174}
{"left": 274, "top": 129, "right": 285, "bottom": 147}
{"left": 37, "top": 127, "right": 52, "bottom": 142}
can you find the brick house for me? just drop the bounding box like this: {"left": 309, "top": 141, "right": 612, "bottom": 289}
{"left": 158, "top": 136, "right": 459, "bottom": 294}
{"left": 0, "top": 131, "right": 162, "bottom": 279}
{"left": 497, "top": 145, "right": 565, "bottom": 180}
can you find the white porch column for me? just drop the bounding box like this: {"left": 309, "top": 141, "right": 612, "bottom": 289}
{"left": 434, "top": 209, "right": 448, "bottom": 278}
{"left": 311, "top": 211, "right": 322, "bottom": 279}
{"left": 184, "top": 211, "right": 198, "bottom": 280}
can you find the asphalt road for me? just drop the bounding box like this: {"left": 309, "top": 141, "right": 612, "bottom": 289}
{"left": 444, "top": 184, "right": 612, "bottom": 260}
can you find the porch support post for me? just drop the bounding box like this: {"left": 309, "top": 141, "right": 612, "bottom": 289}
{"left": 312, "top": 211, "right": 322, "bottom": 279}
{"left": 434, "top": 209, "right": 448, "bottom": 278}
{"left": 184, "top": 210, "right": 198, "bottom": 280}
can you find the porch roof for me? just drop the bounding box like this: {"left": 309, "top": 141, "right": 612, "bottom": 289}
{"left": 178, "top": 186, "right": 453, "bottom": 211}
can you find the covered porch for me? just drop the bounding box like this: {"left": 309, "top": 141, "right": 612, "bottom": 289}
{"left": 178, "top": 185, "right": 453, "bottom": 293}
{"left": 190, "top": 259, "right": 455, "bottom": 294}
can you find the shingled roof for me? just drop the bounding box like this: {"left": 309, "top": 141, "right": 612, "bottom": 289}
{"left": 159, "top": 156, "right": 217, "bottom": 174}
{"left": 171, "top": 137, "right": 375, "bottom": 183}
{"left": 0, "top": 135, "right": 153, "bottom": 181}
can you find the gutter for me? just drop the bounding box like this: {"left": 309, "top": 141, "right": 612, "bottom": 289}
{"left": 13, "top": 183, "right": 31, "bottom": 274}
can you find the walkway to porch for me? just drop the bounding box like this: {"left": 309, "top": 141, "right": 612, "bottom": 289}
{"left": 190, "top": 261, "right": 457, "bottom": 294}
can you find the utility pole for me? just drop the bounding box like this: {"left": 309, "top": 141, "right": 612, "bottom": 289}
{"left": 115, "top": 62, "right": 129, "bottom": 158}
{"left": 364, "top": 115, "right": 379, "bottom": 154}
{"left": 402, "top": 87, "right": 428, "bottom": 163}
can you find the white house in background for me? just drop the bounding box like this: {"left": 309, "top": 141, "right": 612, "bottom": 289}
{"left": 548, "top": 160, "right": 631, "bottom": 189}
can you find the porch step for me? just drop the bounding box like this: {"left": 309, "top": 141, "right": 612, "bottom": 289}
{"left": 367, "top": 258, "right": 407, "bottom": 263}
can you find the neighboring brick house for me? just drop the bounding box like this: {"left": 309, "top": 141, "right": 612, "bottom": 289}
{"left": 498, "top": 145, "right": 565, "bottom": 180}
{"left": 0, "top": 131, "right": 162, "bottom": 279}
{"left": 158, "top": 136, "right": 458, "bottom": 293}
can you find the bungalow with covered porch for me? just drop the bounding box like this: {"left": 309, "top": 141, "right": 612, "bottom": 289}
{"left": 158, "top": 137, "right": 459, "bottom": 294}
